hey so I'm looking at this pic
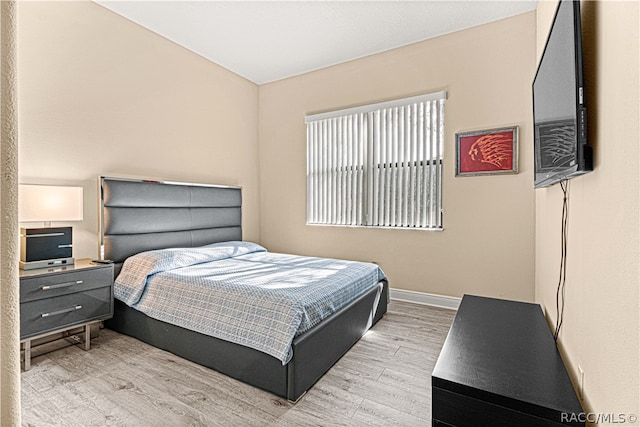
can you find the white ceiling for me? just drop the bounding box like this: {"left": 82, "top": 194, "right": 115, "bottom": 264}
{"left": 95, "top": 1, "right": 537, "bottom": 84}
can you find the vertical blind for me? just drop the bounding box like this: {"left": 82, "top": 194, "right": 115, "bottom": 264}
{"left": 305, "top": 91, "right": 446, "bottom": 229}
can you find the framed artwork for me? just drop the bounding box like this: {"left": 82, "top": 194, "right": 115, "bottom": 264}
{"left": 455, "top": 126, "right": 519, "bottom": 176}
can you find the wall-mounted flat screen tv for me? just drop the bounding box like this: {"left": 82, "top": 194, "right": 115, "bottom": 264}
{"left": 533, "top": 0, "right": 592, "bottom": 189}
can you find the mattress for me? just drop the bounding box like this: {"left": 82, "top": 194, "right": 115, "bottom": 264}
{"left": 114, "top": 241, "right": 385, "bottom": 363}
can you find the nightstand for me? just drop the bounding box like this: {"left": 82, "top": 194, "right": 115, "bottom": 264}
{"left": 20, "top": 258, "right": 114, "bottom": 370}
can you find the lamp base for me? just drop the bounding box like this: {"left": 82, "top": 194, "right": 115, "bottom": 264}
{"left": 20, "top": 257, "right": 75, "bottom": 271}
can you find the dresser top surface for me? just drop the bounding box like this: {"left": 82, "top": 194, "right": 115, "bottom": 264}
{"left": 19, "top": 258, "right": 112, "bottom": 279}
{"left": 432, "top": 294, "right": 583, "bottom": 417}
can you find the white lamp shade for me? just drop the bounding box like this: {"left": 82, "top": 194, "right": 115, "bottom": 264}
{"left": 19, "top": 184, "right": 83, "bottom": 222}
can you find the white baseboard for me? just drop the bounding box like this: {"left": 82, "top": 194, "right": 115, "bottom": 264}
{"left": 390, "top": 288, "right": 461, "bottom": 310}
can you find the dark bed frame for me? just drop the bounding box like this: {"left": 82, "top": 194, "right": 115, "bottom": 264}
{"left": 99, "top": 177, "right": 388, "bottom": 402}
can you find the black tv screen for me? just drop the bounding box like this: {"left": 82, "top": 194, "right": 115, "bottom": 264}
{"left": 533, "top": 0, "right": 592, "bottom": 188}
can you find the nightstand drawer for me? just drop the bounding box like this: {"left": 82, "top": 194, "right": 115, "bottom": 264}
{"left": 20, "top": 267, "right": 112, "bottom": 303}
{"left": 20, "top": 286, "right": 112, "bottom": 339}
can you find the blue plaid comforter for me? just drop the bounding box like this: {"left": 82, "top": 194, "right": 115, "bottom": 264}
{"left": 114, "top": 241, "right": 385, "bottom": 364}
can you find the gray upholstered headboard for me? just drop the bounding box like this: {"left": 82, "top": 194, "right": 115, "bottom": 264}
{"left": 99, "top": 177, "right": 242, "bottom": 268}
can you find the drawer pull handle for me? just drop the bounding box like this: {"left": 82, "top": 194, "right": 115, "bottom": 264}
{"left": 41, "top": 305, "right": 82, "bottom": 318}
{"left": 41, "top": 280, "right": 83, "bottom": 291}
{"left": 24, "top": 232, "right": 65, "bottom": 238}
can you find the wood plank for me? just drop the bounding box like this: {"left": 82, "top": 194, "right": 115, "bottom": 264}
{"left": 351, "top": 398, "right": 429, "bottom": 426}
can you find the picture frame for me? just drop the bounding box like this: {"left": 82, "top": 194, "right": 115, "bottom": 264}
{"left": 455, "top": 126, "right": 519, "bottom": 176}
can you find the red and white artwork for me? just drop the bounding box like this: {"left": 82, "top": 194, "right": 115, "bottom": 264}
{"left": 456, "top": 127, "right": 518, "bottom": 176}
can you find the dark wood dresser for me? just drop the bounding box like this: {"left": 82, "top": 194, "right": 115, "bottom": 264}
{"left": 432, "top": 295, "right": 584, "bottom": 426}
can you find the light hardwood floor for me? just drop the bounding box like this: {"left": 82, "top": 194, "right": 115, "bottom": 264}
{"left": 21, "top": 301, "right": 455, "bottom": 426}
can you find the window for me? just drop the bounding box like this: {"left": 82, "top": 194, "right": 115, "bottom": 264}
{"left": 305, "top": 91, "right": 446, "bottom": 229}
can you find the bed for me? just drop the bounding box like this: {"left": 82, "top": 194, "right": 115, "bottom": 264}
{"left": 99, "top": 177, "right": 388, "bottom": 402}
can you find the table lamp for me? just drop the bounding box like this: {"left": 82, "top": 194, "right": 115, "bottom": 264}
{"left": 18, "top": 184, "right": 83, "bottom": 270}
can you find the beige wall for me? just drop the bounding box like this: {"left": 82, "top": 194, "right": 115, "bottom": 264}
{"left": 1, "top": 2, "right": 21, "bottom": 424}
{"left": 17, "top": 1, "right": 260, "bottom": 259}
{"left": 258, "top": 12, "right": 536, "bottom": 301}
{"left": 535, "top": 0, "right": 639, "bottom": 421}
